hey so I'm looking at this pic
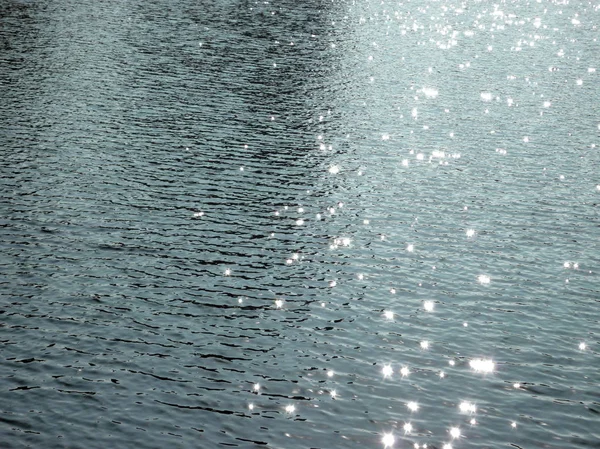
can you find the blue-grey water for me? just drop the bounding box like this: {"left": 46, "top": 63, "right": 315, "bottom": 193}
{"left": 1, "top": 0, "right": 599, "bottom": 448}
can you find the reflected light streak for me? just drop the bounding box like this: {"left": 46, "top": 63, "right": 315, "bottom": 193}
{"left": 407, "top": 401, "right": 419, "bottom": 412}
{"left": 459, "top": 401, "right": 477, "bottom": 414}
{"left": 470, "top": 358, "right": 495, "bottom": 373}
{"left": 477, "top": 274, "right": 491, "bottom": 284}
{"left": 382, "top": 432, "right": 395, "bottom": 448}
{"left": 382, "top": 364, "right": 393, "bottom": 378}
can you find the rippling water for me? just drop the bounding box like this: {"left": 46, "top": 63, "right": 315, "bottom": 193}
{"left": 1, "top": 0, "right": 599, "bottom": 448}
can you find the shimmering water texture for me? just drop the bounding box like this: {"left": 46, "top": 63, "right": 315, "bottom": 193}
{"left": 1, "top": 0, "right": 599, "bottom": 448}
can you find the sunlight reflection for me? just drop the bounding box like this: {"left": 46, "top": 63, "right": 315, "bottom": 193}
{"left": 424, "top": 300, "right": 435, "bottom": 312}
{"left": 470, "top": 358, "right": 495, "bottom": 373}
{"left": 477, "top": 275, "right": 491, "bottom": 284}
{"left": 407, "top": 401, "right": 419, "bottom": 412}
{"left": 382, "top": 432, "right": 395, "bottom": 448}
{"left": 459, "top": 401, "right": 477, "bottom": 414}
{"left": 382, "top": 364, "right": 393, "bottom": 378}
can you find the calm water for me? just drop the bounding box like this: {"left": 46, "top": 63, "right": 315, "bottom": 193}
{"left": 1, "top": 0, "right": 599, "bottom": 448}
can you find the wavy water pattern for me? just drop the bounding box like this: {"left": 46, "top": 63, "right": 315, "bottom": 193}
{"left": 1, "top": 0, "right": 599, "bottom": 448}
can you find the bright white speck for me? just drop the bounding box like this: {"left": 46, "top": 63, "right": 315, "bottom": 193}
{"left": 450, "top": 427, "right": 461, "bottom": 439}
{"left": 400, "top": 367, "right": 410, "bottom": 377}
{"left": 478, "top": 275, "right": 491, "bottom": 284}
{"left": 420, "top": 341, "right": 430, "bottom": 350}
{"left": 523, "top": 136, "right": 530, "bottom": 143}
{"left": 403, "top": 423, "right": 413, "bottom": 434}
{"left": 416, "top": 153, "right": 425, "bottom": 161}
{"left": 363, "top": 219, "right": 370, "bottom": 225}
{"left": 382, "top": 134, "right": 390, "bottom": 140}
{"left": 382, "top": 364, "right": 393, "bottom": 378}
{"left": 449, "top": 360, "right": 455, "bottom": 366}
{"left": 248, "top": 403, "right": 254, "bottom": 410}
{"left": 421, "top": 87, "right": 439, "bottom": 98}
{"left": 193, "top": 211, "right": 204, "bottom": 218}
{"left": 424, "top": 300, "right": 435, "bottom": 312}
{"left": 511, "top": 421, "right": 517, "bottom": 428}
{"left": 459, "top": 401, "right": 477, "bottom": 414}
{"left": 470, "top": 418, "right": 477, "bottom": 425}
{"left": 402, "top": 159, "right": 409, "bottom": 167}
{"left": 480, "top": 92, "right": 493, "bottom": 102}
{"left": 470, "top": 358, "right": 495, "bottom": 373}
{"left": 407, "top": 244, "right": 414, "bottom": 252}
{"left": 579, "top": 342, "right": 587, "bottom": 350}
{"left": 357, "top": 273, "right": 365, "bottom": 280}
{"left": 513, "top": 383, "right": 521, "bottom": 389}
{"left": 285, "top": 404, "right": 295, "bottom": 414}
{"left": 253, "top": 383, "right": 260, "bottom": 392}
{"left": 328, "top": 165, "right": 340, "bottom": 174}
{"left": 463, "top": 322, "right": 468, "bottom": 327}
{"left": 576, "top": 79, "right": 583, "bottom": 85}
{"left": 382, "top": 432, "right": 395, "bottom": 448}
{"left": 329, "top": 280, "right": 337, "bottom": 288}
{"left": 439, "top": 371, "right": 445, "bottom": 378}
{"left": 275, "top": 299, "right": 284, "bottom": 309}
{"left": 390, "top": 288, "right": 396, "bottom": 294}
{"left": 407, "top": 401, "right": 419, "bottom": 412}
{"left": 337, "top": 237, "right": 352, "bottom": 247}
{"left": 327, "top": 370, "right": 334, "bottom": 377}
{"left": 443, "top": 444, "right": 452, "bottom": 449}
{"left": 239, "top": 166, "right": 244, "bottom": 171}
{"left": 295, "top": 219, "right": 304, "bottom": 226}
{"left": 285, "top": 259, "right": 293, "bottom": 265}
{"left": 224, "top": 268, "right": 232, "bottom": 276}
{"left": 466, "top": 229, "right": 476, "bottom": 237}
{"left": 330, "top": 390, "right": 337, "bottom": 399}
{"left": 384, "top": 310, "right": 395, "bottom": 320}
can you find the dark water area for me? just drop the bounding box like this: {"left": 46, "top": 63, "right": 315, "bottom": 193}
{"left": 1, "top": 0, "right": 599, "bottom": 448}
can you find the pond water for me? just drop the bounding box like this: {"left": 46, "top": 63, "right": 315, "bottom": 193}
{"left": 1, "top": 0, "right": 599, "bottom": 448}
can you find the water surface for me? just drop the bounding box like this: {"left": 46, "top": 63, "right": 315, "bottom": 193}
{"left": 1, "top": 0, "right": 599, "bottom": 448}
